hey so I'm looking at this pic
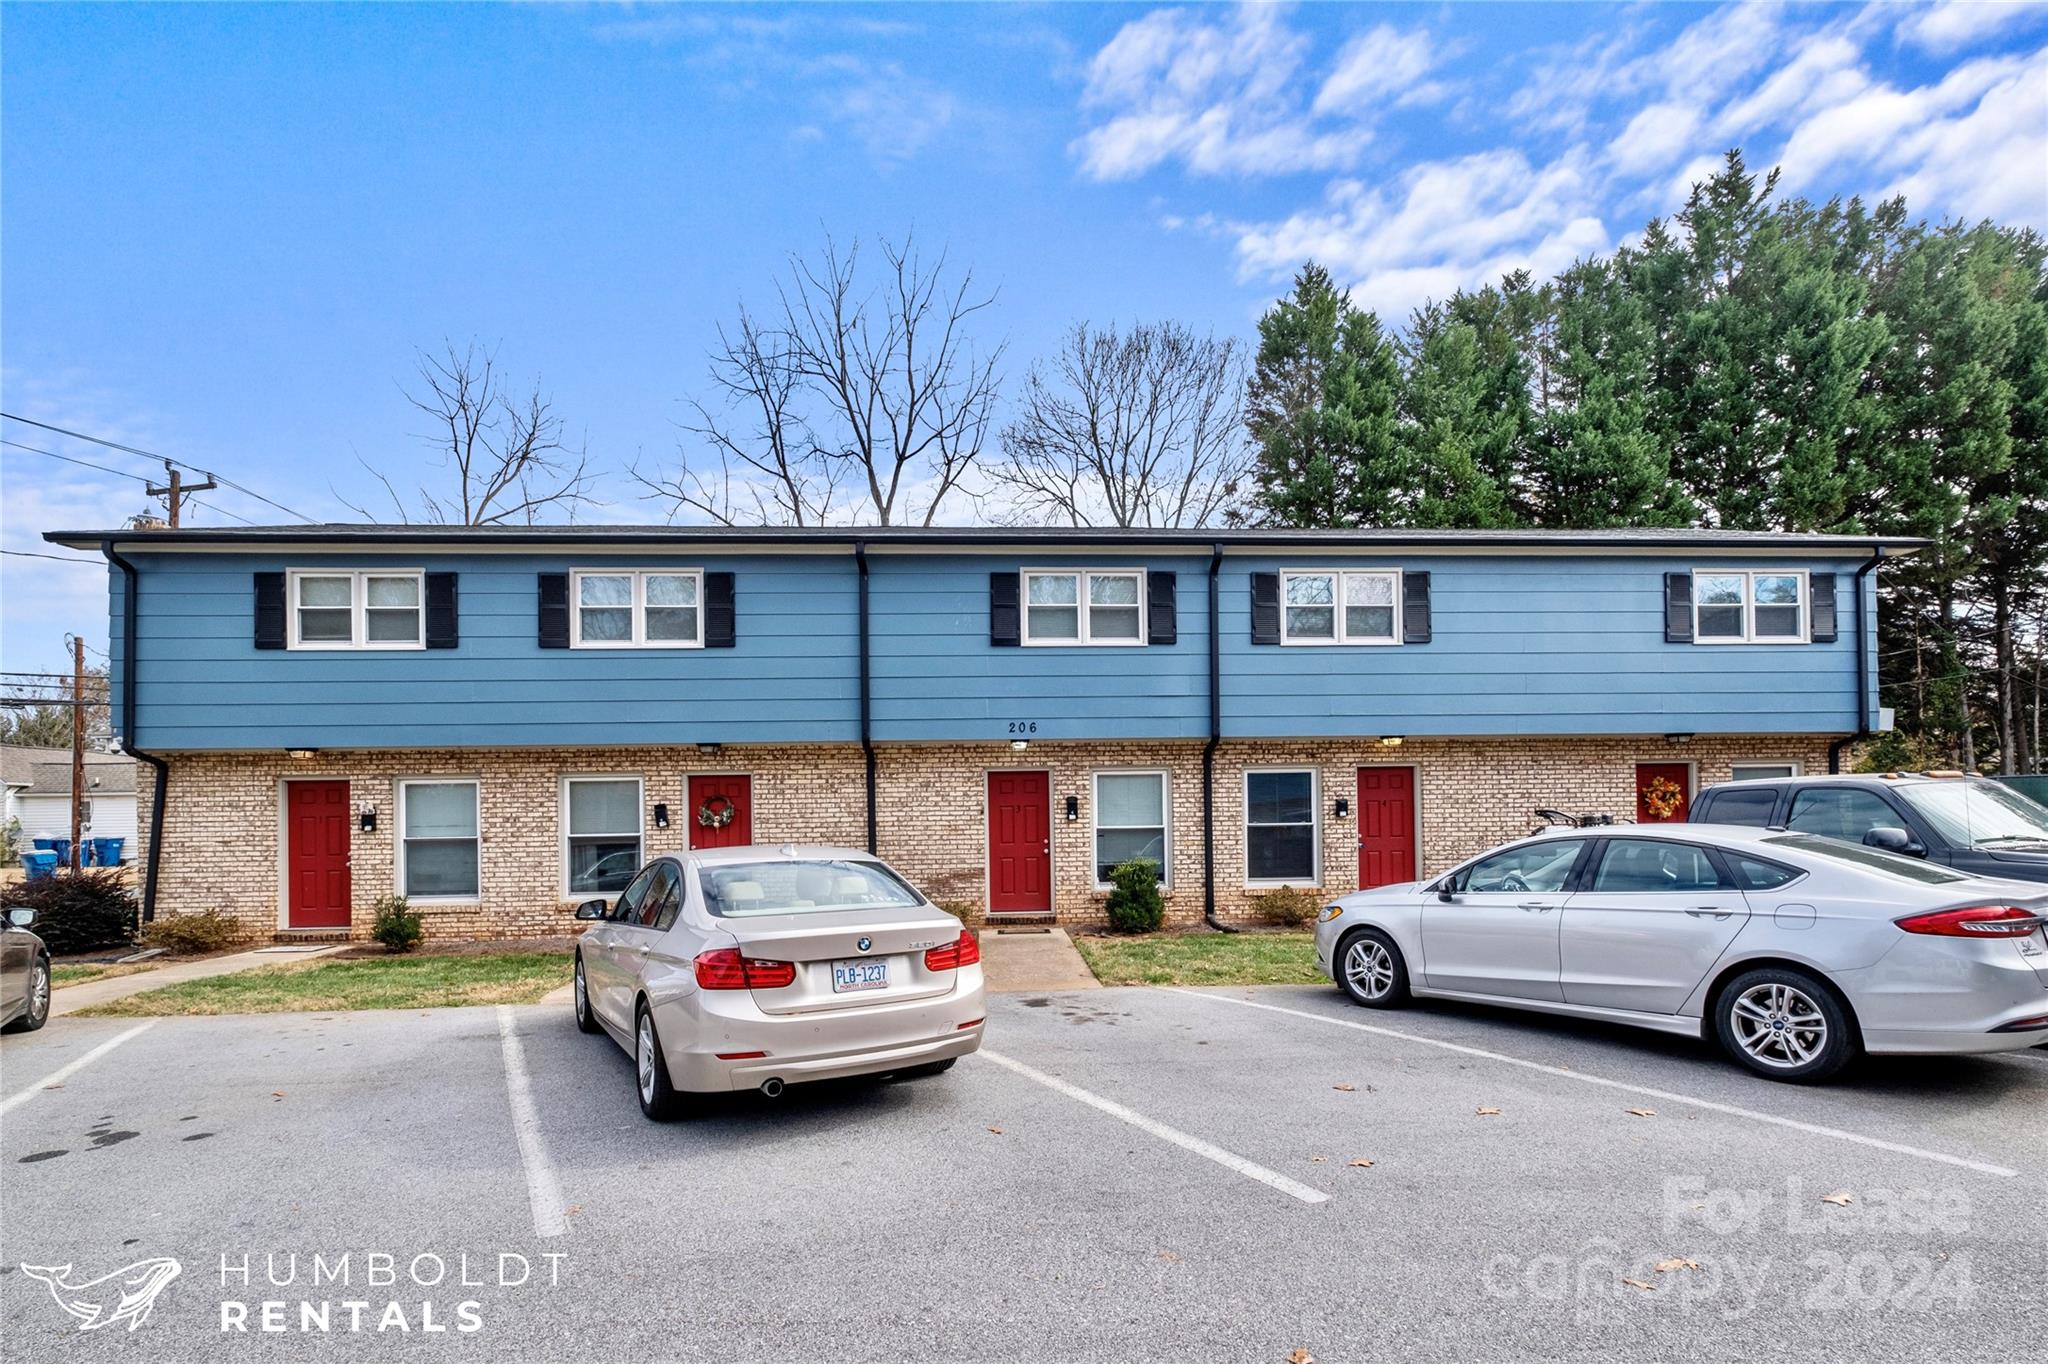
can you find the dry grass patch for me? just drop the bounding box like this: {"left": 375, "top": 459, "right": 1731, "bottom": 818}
{"left": 1073, "top": 930, "right": 1321, "bottom": 987}
{"left": 75, "top": 952, "right": 572, "bottom": 1017}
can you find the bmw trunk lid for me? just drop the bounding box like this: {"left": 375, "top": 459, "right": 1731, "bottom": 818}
{"left": 730, "top": 908, "right": 966, "bottom": 1014}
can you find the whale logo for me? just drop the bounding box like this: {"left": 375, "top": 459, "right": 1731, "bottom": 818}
{"left": 19, "top": 1258, "right": 181, "bottom": 1332}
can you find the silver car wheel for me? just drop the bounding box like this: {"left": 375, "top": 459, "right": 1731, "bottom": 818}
{"left": 1345, "top": 938, "right": 1396, "bottom": 1001}
{"left": 28, "top": 959, "right": 49, "bottom": 1024}
{"left": 636, "top": 1014, "right": 656, "bottom": 1102}
{"left": 1729, "top": 981, "right": 1828, "bottom": 1070}
{"left": 574, "top": 962, "right": 588, "bottom": 1016}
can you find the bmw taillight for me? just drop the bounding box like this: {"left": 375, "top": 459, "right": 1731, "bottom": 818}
{"left": 924, "top": 931, "right": 981, "bottom": 971}
{"left": 1894, "top": 906, "right": 2045, "bottom": 938}
{"left": 694, "top": 948, "right": 797, "bottom": 989}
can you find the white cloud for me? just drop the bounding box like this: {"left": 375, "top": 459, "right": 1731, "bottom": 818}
{"left": 1313, "top": 25, "right": 1447, "bottom": 116}
{"left": 822, "top": 63, "right": 958, "bottom": 165}
{"left": 1895, "top": 0, "right": 2048, "bottom": 54}
{"left": 1607, "top": 102, "right": 1703, "bottom": 177}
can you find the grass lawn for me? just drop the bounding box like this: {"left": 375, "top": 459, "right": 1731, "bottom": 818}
{"left": 74, "top": 952, "right": 572, "bottom": 1017}
{"left": 51, "top": 961, "right": 159, "bottom": 988}
{"left": 1073, "top": 930, "right": 1322, "bottom": 987}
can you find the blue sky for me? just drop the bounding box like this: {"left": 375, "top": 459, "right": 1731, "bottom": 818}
{"left": 4, "top": 1, "right": 2046, "bottom": 674}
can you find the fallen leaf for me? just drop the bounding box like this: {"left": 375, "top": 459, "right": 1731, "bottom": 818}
{"left": 1475, "top": 1106, "right": 1501, "bottom": 1116}
{"left": 1621, "top": 1277, "right": 1655, "bottom": 1292}
{"left": 1156, "top": 1250, "right": 1181, "bottom": 1264}
{"left": 1820, "top": 1192, "right": 1854, "bottom": 1207}
{"left": 1310, "top": 1155, "right": 1328, "bottom": 1164}
{"left": 1332, "top": 1083, "right": 1356, "bottom": 1092}
{"left": 987, "top": 1126, "right": 1004, "bottom": 1135}
{"left": 41, "top": 1083, "right": 64, "bottom": 1091}
{"left": 1286, "top": 1350, "right": 1315, "bottom": 1364}
{"left": 1653, "top": 1257, "right": 1701, "bottom": 1273}
{"left": 1625, "top": 1107, "right": 1656, "bottom": 1118}
{"left": 565, "top": 1205, "right": 583, "bottom": 1217}
{"left": 1347, "top": 1158, "right": 1375, "bottom": 1168}
{"left": 272, "top": 1091, "right": 286, "bottom": 1098}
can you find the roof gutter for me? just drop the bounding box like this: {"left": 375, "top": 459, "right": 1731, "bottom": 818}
{"left": 102, "top": 541, "right": 167, "bottom": 924}
{"left": 1203, "top": 542, "right": 1234, "bottom": 934}
{"left": 855, "top": 541, "right": 877, "bottom": 855}
{"left": 1829, "top": 546, "right": 1886, "bottom": 775}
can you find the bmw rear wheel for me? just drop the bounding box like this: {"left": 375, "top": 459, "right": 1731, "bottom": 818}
{"left": 1337, "top": 929, "right": 1410, "bottom": 1009}
{"left": 1715, "top": 968, "right": 1856, "bottom": 1083}
{"left": 635, "top": 1003, "right": 683, "bottom": 1120}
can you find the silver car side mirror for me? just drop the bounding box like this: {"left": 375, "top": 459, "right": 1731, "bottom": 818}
{"left": 4, "top": 907, "right": 33, "bottom": 928}
{"left": 573, "top": 899, "right": 609, "bottom": 921}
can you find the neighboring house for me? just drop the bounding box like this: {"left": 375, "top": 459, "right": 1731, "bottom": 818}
{"left": 1, "top": 744, "right": 139, "bottom": 861}
{"left": 47, "top": 524, "right": 1915, "bottom": 940}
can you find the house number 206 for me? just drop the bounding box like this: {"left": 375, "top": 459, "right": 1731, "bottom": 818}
{"left": 1007, "top": 721, "right": 1038, "bottom": 735}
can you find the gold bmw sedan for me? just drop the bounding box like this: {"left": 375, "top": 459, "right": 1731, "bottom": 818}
{"left": 572, "top": 845, "right": 986, "bottom": 1119}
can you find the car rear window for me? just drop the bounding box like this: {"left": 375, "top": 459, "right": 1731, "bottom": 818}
{"left": 1700, "top": 786, "right": 1779, "bottom": 826}
{"left": 1761, "top": 834, "right": 1971, "bottom": 884}
{"left": 1728, "top": 853, "right": 1801, "bottom": 891}
{"left": 698, "top": 859, "right": 923, "bottom": 917}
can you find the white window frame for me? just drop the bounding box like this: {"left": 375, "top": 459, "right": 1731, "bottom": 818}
{"left": 1244, "top": 767, "right": 1320, "bottom": 888}
{"left": 286, "top": 568, "right": 426, "bottom": 651}
{"left": 1279, "top": 569, "right": 1402, "bottom": 646}
{"left": 1729, "top": 761, "right": 1802, "bottom": 782}
{"left": 396, "top": 778, "right": 481, "bottom": 904}
{"left": 569, "top": 569, "right": 706, "bottom": 649}
{"left": 1019, "top": 569, "right": 1148, "bottom": 647}
{"left": 560, "top": 775, "right": 645, "bottom": 898}
{"left": 1092, "top": 769, "right": 1171, "bottom": 889}
{"left": 1691, "top": 569, "right": 1809, "bottom": 645}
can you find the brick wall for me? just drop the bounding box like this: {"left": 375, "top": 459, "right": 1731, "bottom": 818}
{"left": 138, "top": 734, "right": 1830, "bottom": 938}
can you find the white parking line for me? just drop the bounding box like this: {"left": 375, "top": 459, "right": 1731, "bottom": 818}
{"left": 980, "top": 1048, "right": 1329, "bottom": 1206}
{"left": 0, "top": 1022, "right": 156, "bottom": 1117}
{"left": 1166, "top": 989, "right": 2021, "bottom": 1181}
{"left": 496, "top": 1006, "right": 570, "bottom": 1238}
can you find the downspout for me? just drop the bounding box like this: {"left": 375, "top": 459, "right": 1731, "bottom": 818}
{"left": 855, "top": 541, "right": 877, "bottom": 854}
{"left": 104, "top": 542, "right": 168, "bottom": 923}
{"left": 1203, "top": 543, "right": 1235, "bottom": 932}
{"left": 1828, "top": 546, "right": 1885, "bottom": 775}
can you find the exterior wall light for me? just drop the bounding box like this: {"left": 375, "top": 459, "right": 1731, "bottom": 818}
{"left": 654, "top": 803, "right": 670, "bottom": 829}
{"left": 1064, "top": 795, "right": 1080, "bottom": 822}
{"left": 1334, "top": 798, "right": 1350, "bottom": 819}
{"left": 359, "top": 807, "right": 377, "bottom": 833}
{"left": 697, "top": 742, "right": 722, "bottom": 757}
{"left": 286, "top": 749, "right": 318, "bottom": 760}
{"left": 1664, "top": 732, "right": 1695, "bottom": 744}
{"left": 1378, "top": 736, "right": 1404, "bottom": 747}
{"left": 1010, "top": 739, "right": 1029, "bottom": 751}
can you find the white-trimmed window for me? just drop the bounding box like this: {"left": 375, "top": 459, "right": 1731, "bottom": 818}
{"left": 398, "top": 780, "right": 480, "bottom": 901}
{"left": 571, "top": 569, "right": 703, "bottom": 648}
{"left": 1281, "top": 570, "right": 1399, "bottom": 645}
{"left": 1094, "top": 771, "right": 1168, "bottom": 885}
{"left": 1245, "top": 769, "right": 1318, "bottom": 885}
{"left": 1022, "top": 570, "right": 1145, "bottom": 646}
{"left": 1694, "top": 571, "right": 1807, "bottom": 643}
{"left": 289, "top": 570, "right": 424, "bottom": 650}
{"left": 563, "top": 776, "right": 643, "bottom": 895}
{"left": 1729, "top": 761, "right": 1801, "bottom": 782}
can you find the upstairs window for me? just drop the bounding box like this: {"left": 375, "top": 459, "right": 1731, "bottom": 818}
{"left": 289, "top": 570, "right": 424, "bottom": 650}
{"left": 1281, "top": 570, "right": 1399, "bottom": 645}
{"left": 572, "top": 570, "right": 703, "bottom": 648}
{"left": 1023, "top": 570, "right": 1145, "bottom": 645}
{"left": 1694, "top": 571, "right": 1806, "bottom": 643}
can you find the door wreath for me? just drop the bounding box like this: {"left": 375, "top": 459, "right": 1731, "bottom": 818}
{"left": 697, "top": 794, "right": 737, "bottom": 829}
{"left": 1641, "top": 776, "right": 1685, "bottom": 821}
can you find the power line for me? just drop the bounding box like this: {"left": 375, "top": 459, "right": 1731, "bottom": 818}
{"left": 1, "top": 439, "right": 155, "bottom": 484}
{"left": 186, "top": 496, "right": 259, "bottom": 526}
{"left": 1, "top": 411, "right": 318, "bottom": 523}
{"left": 1, "top": 547, "right": 102, "bottom": 565}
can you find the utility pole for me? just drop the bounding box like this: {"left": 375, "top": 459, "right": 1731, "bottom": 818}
{"left": 145, "top": 459, "right": 216, "bottom": 528}
{"left": 70, "top": 636, "right": 86, "bottom": 871}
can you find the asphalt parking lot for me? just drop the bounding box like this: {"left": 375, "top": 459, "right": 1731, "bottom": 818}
{"left": 3, "top": 985, "right": 2043, "bottom": 1363}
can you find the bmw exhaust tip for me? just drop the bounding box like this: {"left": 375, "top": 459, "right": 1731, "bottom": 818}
{"left": 759, "top": 1078, "right": 785, "bottom": 1099}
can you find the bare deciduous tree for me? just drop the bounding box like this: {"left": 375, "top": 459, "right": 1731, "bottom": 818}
{"left": 343, "top": 342, "right": 593, "bottom": 525}
{"left": 990, "top": 321, "right": 1251, "bottom": 528}
{"left": 636, "top": 233, "right": 1002, "bottom": 526}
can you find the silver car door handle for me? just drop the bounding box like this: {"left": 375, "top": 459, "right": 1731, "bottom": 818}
{"left": 1518, "top": 902, "right": 1553, "bottom": 913}
{"left": 1684, "top": 907, "right": 1734, "bottom": 919}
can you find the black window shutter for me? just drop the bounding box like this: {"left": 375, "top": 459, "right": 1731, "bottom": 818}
{"left": 1810, "top": 573, "right": 1838, "bottom": 643}
{"left": 254, "top": 572, "right": 287, "bottom": 650}
{"left": 1401, "top": 571, "right": 1432, "bottom": 644}
{"left": 425, "top": 572, "right": 459, "bottom": 649}
{"left": 1146, "top": 570, "right": 1177, "bottom": 645}
{"left": 705, "top": 572, "right": 737, "bottom": 648}
{"left": 1250, "top": 572, "right": 1281, "bottom": 645}
{"left": 1664, "top": 572, "right": 1694, "bottom": 643}
{"left": 538, "top": 573, "right": 570, "bottom": 649}
{"left": 990, "top": 572, "right": 1020, "bottom": 647}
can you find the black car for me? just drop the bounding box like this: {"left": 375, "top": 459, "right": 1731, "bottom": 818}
{"left": 1, "top": 906, "right": 51, "bottom": 1033}
{"left": 1690, "top": 772, "right": 2048, "bottom": 885}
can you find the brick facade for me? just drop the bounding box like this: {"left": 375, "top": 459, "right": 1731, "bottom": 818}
{"left": 137, "top": 735, "right": 1831, "bottom": 939}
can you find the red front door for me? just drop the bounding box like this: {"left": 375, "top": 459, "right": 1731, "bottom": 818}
{"left": 688, "top": 775, "right": 753, "bottom": 849}
{"left": 1635, "top": 763, "right": 1692, "bottom": 823}
{"left": 987, "top": 771, "right": 1051, "bottom": 913}
{"left": 286, "top": 780, "right": 351, "bottom": 929}
{"left": 1356, "top": 767, "right": 1417, "bottom": 890}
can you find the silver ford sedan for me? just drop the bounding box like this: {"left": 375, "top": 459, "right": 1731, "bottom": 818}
{"left": 573, "top": 845, "right": 985, "bottom": 1119}
{"left": 1315, "top": 824, "right": 2048, "bottom": 1082}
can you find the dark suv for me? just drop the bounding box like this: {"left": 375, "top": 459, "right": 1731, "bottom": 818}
{"left": 1690, "top": 773, "right": 2048, "bottom": 885}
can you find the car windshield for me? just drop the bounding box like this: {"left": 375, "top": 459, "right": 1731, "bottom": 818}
{"left": 698, "top": 859, "right": 923, "bottom": 917}
{"left": 1761, "top": 834, "right": 1972, "bottom": 884}
{"left": 1894, "top": 781, "right": 2048, "bottom": 847}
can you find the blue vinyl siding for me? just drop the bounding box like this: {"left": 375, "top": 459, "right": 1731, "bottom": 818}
{"left": 106, "top": 544, "right": 1879, "bottom": 752}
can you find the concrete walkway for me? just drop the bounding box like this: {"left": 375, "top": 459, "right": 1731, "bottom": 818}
{"left": 51, "top": 944, "right": 349, "bottom": 1017}
{"left": 977, "top": 926, "right": 1100, "bottom": 993}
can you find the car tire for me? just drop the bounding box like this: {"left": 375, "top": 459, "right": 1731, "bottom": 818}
{"left": 634, "top": 1002, "right": 684, "bottom": 1121}
{"left": 2, "top": 955, "right": 50, "bottom": 1034}
{"left": 572, "top": 956, "right": 601, "bottom": 1035}
{"left": 901, "top": 1058, "right": 957, "bottom": 1079}
{"left": 1713, "top": 967, "right": 1858, "bottom": 1083}
{"left": 1336, "top": 928, "right": 1410, "bottom": 1009}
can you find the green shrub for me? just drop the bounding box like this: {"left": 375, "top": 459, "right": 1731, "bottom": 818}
{"left": 934, "top": 899, "right": 981, "bottom": 928}
{"left": 1250, "top": 885, "right": 1321, "bottom": 927}
{"left": 140, "top": 909, "right": 244, "bottom": 955}
{"left": 371, "top": 895, "right": 425, "bottom": 953}
{"left": 2, "top": 868, "right": 137, "bottom": 954}
{"left": 1103, "top": 858, "right": 1164, "bottom": 934}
